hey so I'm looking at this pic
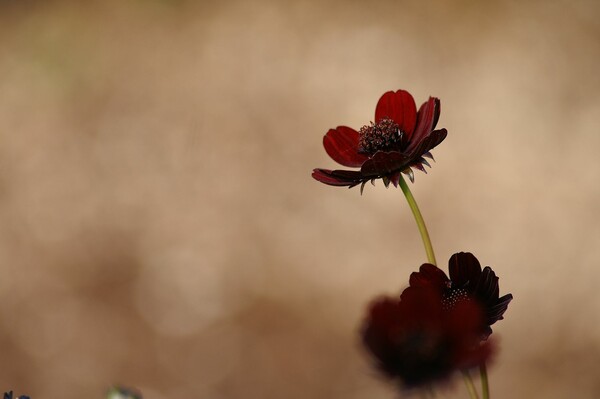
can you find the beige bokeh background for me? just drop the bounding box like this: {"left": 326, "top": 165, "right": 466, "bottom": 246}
{"left": 1, "top": 0, "right": 599, "bottom": 397}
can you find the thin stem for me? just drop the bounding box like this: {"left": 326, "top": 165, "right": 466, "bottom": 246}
{"left": 480, "top": 364, "right": 490, "bottom": 399}
{"left": 462, "top": 372, "right": 480, "bottom": 399}
{"left": 398, "top": 175, "right": 437, "bottom": 265}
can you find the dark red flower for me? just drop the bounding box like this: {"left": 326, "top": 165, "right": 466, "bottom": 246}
{"left": 409, "top": 252, "right": 513, "bottom": 339}
{"left": 312, "top": 90, "right": 447, "bottom": 192}
{"left": 362, "top": 285, "right": 492, "bottom": 389}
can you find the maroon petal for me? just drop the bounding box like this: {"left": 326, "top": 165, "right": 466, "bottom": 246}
{"left": 404, "top": 129, "right": 447, "bottom": 164}
{"left": 409, "top": 264, "right": 449, "bottom": 290}
{"left": 398, "top": 285, "right": 444, "bottom": 322}
{"left": 423, "top": 128, "right": 447, "bottom": 152}
{"left": 448, "top": 252, "right": 482, "bottom": 288}
{"left": 411, "top": 161, "right": 427, "bottom": 174}
{"left": 447, "top": 301, "right": 494, "bottom": 367}
{"left": 323, "top": 126, "right": 369, "bottom": 167}
{"left": 445, "top": 299, "right": 486, "bottom": 338}
{"left": 474, "top": 266, "right": 500, "bottom": 304}
{"left": 487, "top": 294, "right": 513, "bottom": 324}
{"left": 365, "top": 297, "right": 402, "bottom": 332}
{"left": 389, "top": 171, "right": 401, "bottom": 187}
{"left": 431, "top": 98, "right": 441, "bottom": 130}
{"left": 407, "top": 97, "right": 439, "bottom": 153}
{"left": 362, "top": 297, "right": 404, "bottom": 368}
{"left": 312, "top": 168, "right": 364, "bottom": 186}
{"left": 360, "top": 151, "right": 411, "bottom": 177}
{"left": 375, "top": 90, "right": 417, "bottom": 136}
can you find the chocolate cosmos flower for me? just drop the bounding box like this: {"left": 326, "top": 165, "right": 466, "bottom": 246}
{"left": 312, "top": 90, "right": 447, "bottom": 192}
{"left": 362, "top": 253, "right": 512, "bottom": 389}
{"left": 362, "top": 285, "right": 492, "bottom": 389}
{"left": 409, "top": 252, "right": 513, "bottom": 339}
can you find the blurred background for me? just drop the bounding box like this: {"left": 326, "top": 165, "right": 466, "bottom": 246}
{"left": 1, "top": 0, "right": 599, "bottom": 397}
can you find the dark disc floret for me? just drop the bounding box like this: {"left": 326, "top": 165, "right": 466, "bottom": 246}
{"left": 442, "top": 287, "right": 470, "bottom": 311}
{"left": 358, "top": 118, "right": 405, "bottom": 154}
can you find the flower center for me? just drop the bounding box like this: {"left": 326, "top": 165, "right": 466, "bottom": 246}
{"left": 358, "top": 118, "right": 404, "bottom": 154}
{"left": 442, "top": 288, "right": 470, "bottom": 311}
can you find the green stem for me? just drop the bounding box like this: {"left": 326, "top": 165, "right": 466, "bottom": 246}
{"left": 399, "top": 175, "right": 437, "bottom": 266}
{"left": 480, "top": 364, "right": 490, "bottom": 399}
{"left": 462, "top": 372, "right": 481, "bottom": 399}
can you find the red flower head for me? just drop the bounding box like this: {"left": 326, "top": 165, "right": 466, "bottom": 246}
{"left": 409, "top": 252, "right": 513, "bottom": 339}
{"left": 362, "top": 286, "right": 492, "bottom": 389}
{"left": 361, "top": 253, "right": 512, "bottom": 389}
{"left": 312, "top": 90, "right": 447, "bottom": 192}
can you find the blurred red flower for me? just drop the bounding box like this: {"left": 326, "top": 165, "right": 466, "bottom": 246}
{"left": 362, "top": 286, "right": 492, "bottom": 389}
{"left": 409, "top": 252, "right": 513, "bottom": 339}
{"left": 361, "top": 253, "right": 512, "bottom": 389}
{"left": 312, "top": 90, "right": 447, "bottom": 192}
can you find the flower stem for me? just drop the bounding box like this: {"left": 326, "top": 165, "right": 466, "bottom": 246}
{"left": 462, "top": 372, "right": 481, "bottom": 399}
{"left": 398, "top": 175, "right": 437, "bottom": 266}
{"left": 480, "top": 364, "right": 490, "bottom": 399}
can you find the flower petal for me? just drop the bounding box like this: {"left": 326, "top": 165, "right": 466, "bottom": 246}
{"left": 474, "top": 266, "right": 500, "bottom": 304}
{"left": 375, "top": 90, "right": 417, "bottom": 136}
{"left": 360, "top": 151, "right": 411, "bottom": 177}
{"left": 407, "top": 97, "right": 440, "bottom": 152}
{"left": 487, "top": 293, "right": 513, "bottom": 324}
{"left": 389, "top": 171, "right": 401, "bottom": 187}
{"left": 448, "top": 252, "right": 482, "bottom": 288}
{"left": 312, "top": 168, "right": 364, "bottom": 186}
{"left": 409, "top": 263, "right": 449, "bottom": 290}
{"left": 423, "top": 128, "right": 448, "bottom": 152}
{"left": 431, "top": 97, "right": 441, "bottom": 130}
{"left": 412, "top": 162, "right": 427, "bottom": 174}
{"left": 447, "top": 300, "right": 494, "bottom": 366}
{"left": 323, "top": 126, "right": 369, "bottom": 167}
{"left": 407, "top": 131, "right": 447, "bottom": 173}
{"left": 362, "top": 297, "right": 403, "bottom": 369}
